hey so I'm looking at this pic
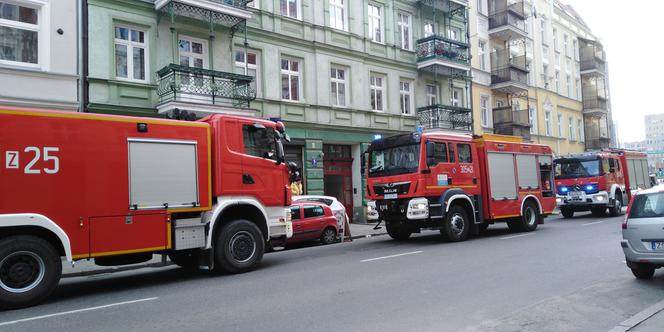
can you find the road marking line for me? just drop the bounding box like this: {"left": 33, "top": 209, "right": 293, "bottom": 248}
{"left": 0, "top": 297, "right": 158, "bottom": 327}
{"left": 500, "top": 233, "right": 535, "bottom": 240}
{"left": 361, "top": 251, "right": 423, "bottom": 262}
{"left": 582, "top": 220, "right": 606, "bottom": 226}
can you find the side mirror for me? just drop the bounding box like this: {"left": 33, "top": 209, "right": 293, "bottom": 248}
{"left": 425, "top": 142, "right": 435, "bottom": 166}
{"left": 283, "top": 133, "right": 291, "bottom": 143}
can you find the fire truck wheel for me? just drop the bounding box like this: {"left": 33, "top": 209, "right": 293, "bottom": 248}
{"left": 386, "top": 222, "right": 412, "bottom": 241}
{"left": 214, "top": 219, "right": 264, "bottom": 274}
{"left": 0, "top": 235, "right": 62, "bottom": 310}
{"left": 609, "top": 194, "right": 623, "bottom": 216}
{"left": 168, "top": 250, "right": 200, "bottom": 270}
{"left": 507, "top": 201, "right": 540, "bottom": 232}
{"left": 441, "top": 205, "right": 470, "bottom": 242}
{"left": 561, "top": 207, "right": 574, "bottom": 219}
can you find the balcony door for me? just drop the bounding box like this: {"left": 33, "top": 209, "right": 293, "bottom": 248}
{"left": 178, "top": 35, "right": 209, "bottom": 103}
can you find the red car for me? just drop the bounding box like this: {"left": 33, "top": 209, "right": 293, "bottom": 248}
{"left": 288, "top": 201, "right": 339, "bottom": 245}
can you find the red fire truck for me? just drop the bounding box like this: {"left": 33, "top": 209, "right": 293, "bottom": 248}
{"left": 554, "top": 149, "right": 651, "bottom": 218}
{"left": 0, "top": 107, "right": 294, "bottom": 309}
{"left": 366, "top": 132, "right": 557, "bottom": 241}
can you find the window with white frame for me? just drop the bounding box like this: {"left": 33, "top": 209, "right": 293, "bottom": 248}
{"left": 280, "top": 0, "right": 299, "bottom": 19}
{"left": 447, "top": 27, "right": 459, "bottom": 41}
{"left": 329, "top": 0, "right": 345, "bottom": 30}
{"left": 281, "top": 57, "right": 300, "bottom": 101}
{"left": 235, "top": 49, "right": 260, "bottom": 97}
{"left": 330, "top": 66, "right": 347, "bottom": 107}
{"left": 397, "top": 13, "right": 411, "bottom": 50}
{"left": 566, "top": 74, "right": 571, "bottom": 97}
{"left": 542, "top": 63, "right": 549, "bottom": 88}
{"left": 452, "top": 87, "right": 463, "bottom": 107}
{"left": 426, "top": 84, "right": 438, "bottom": 105}
{"left": 423, "top": 22, "right": 434, "bottom": 38}
{"left": 529, "top": 107, "right": 537, "bottom": 134}
{"left": 568, "top": 117, "right": 575, "bottom": 140}
{"left": 572, "top": 39, "right": 578, "bottom": 60}
{"left": 399, "top": 80, "right": 413, "bottom": 115}
{"left": 370, "top": 73, "right": 384, "bottom": 111}
{"left": 545, "top": 110, "right": 552, "bottom": 136}
{"left": 552, "top": 27, "right": 558, "bottom": 51}
{"left": 555, "top": 70, "right": 560, "bottom": 93}
{"left": 477, "top": 0, "right": 485, "bottom": 15}
{"left": 540, "top": 18, "right": 547, "bottom": 44}
{"left": 247, "top": 0, "right": 258, "bottom": 9}
{"left": 368, "top": 4, "right": 382, "bottom": 43}
{"left": 576, "top": 78, "right": 581, "bottom": 100}
{"left": 478, "top": 40, "right": 487, "bottom": 71}
{"left": 557, "top": 113, "right": 563, "bottom": 138}
{"left": 0, "top": 1, "right": 41, "bottom": 67}
{"left": 542, "top": 45, "right": 549, "bottom": 62}
{"left": 481, "top": 95, "right": 490, "bottom": 127}
{"left": 115, "top": 26, "right": 148, "bottom": 81}
{"left": 578, "top": 119, "right": 584, "bottom": 141}
{"left": 555, "top": 53, "right": 560, "bottom": 68}
{"left": 563, "top": 34, "right": 569, "bottom": 57}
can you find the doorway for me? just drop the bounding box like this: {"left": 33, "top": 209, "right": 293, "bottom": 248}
{"left": 323, "top": 144, "right": 354, "bottom": 222}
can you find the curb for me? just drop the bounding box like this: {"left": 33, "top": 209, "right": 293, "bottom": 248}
{"left": 608, "top": 299, "right": 664, "bottom": 332}
{"left": 349, "top": 232, "right": 388, "bottom": 241}
{"left": 62, "top": 261, "right": 173, "bottom": 279}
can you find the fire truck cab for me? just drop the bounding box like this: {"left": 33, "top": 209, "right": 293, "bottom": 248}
{"left": 555, "top": 150, "right": 651, "bottom": 218}
{"left": 366, "top": 131, "right": 557, "bottom": 241}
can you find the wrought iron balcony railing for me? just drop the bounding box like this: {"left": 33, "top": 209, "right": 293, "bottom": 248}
{"left": 582, "top": 86, "right": 608, "bottom": 110}
{"left": 580, "top": 46, "right": 606, "bottom": 73}
{"left": 417, "top": 104, "right": 472, "bottom": 132}
{"left": 492, "top": 106, "right": 530, "bottom": 126}
{"left": 156, "top": 64, "right": 256, "bottom": 108}
{"left": 491, "top": 51, "right": 527, "bottom": 71}
{"left": 416, "top": 35, "right": 470, "bottom": 66}
{"left": 491, "top": 67, "right": 528, "bottom": 86}
{"left": 489, "top": 1, "right": 526, "bottom": 32}
{"left": 585, "top": 137, "right": 611, "bottom": 150}
{"left": 155, "top": 0, "right": 252, "bottom": 27}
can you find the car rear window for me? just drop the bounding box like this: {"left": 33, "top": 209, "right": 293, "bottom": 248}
{"left": 629, "top": 192, "right": 664, "bottom": 219}
{"left": 303, "top": 205, "right": 325, "bottom": 218}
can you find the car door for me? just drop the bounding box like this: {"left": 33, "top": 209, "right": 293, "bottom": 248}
{"left": 302, "top": 204, "right": 326, "bottom": 239}
{"left": 290, "top": 205, "right": 303, "bottom": 239}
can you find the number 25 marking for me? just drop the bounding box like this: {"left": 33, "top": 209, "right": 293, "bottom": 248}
{"left": 23, "top": 147, "right": 59, "bottom": 174}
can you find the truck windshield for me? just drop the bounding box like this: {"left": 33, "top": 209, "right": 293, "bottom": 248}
{"left": 369, "top": 144, "right": 420, "bottom": 177}
{"left": 555, "top": 159, "right": 601, "bottom": 179}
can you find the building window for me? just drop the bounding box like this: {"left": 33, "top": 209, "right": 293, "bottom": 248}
{"left": 576, "top": 78, "right": 581, "bottom": 100}
{"left": 423, "top": 22, "right": 434, "bottom": 38}
{"left": 563, "top": 34, "right": 569, "bottom": 57}
{"left": 397, "top": 13, "right": 411, "bottom": 50}
{"left": 477, "top": 0, "right": 485, "bottom": 15}
{"left": 478, "top": 40, "right": 487, "bottom": 71}
{"left": 280, "top": 0, "right": 299, "bottom": 19}
{"left": 426, "top": 84, "right": 438, "bottom": 105}
{"left": 368, "top": 3, "right": 382, "bottom": 43}
{"left": 235, "top": 49, "right": 259, "bottom": 97}
{"left": 554, "top": 71, "right": 560, "bottom": 93}
{"left": 542, "top": 63, "right": 549, "bottom": 88}
{"left": 557, "top": 113, "right": 563, "bottom": 138}
{"left": 115, "top": 26, "right": 148, "bottom": 81}
{"left": 329, "top": 0, "right": 345, "bottom": 30}
{"left": 0, "top": 1, "right": 40, "bottom": 67}
{"left": 330, "top": 66, "right": 347, "bottom": 107}
{"left": 447, "top": 27, "right": 459, "bottom": 41}
{"left": 281, "top": 57, "right": 300, "bottom": 101}
{"left": 481, "top": 95, "right": 490, "bottom": 127}
{"left": 542, "top": 45, "right": 549, "bottom": 62}
{"left": 545, "top": 110, "right": 552, "bottom": 136}
{"left": 540, "top": 18, "right": 547, "bottom": 44}
{"left": 555, "top": 53, "right": 560, "bottom": 68}
{"left": 566, "top": 74, "right": 571, "bottom": 97}
{"left": 572, "top": 39, "right": 578, "bottom": 60}
{"left": 399, "top": 80, "right": 413, "bottom": 115}
{"left": 452, "top": 87, "right": 463, "bottom": 107}
{"left": 552, "top": 27, "right": 558, "bottom": 51}
{"left": 579, "top": 119, "right": 584, "bottom": 141}
{"left": 370, "top": 73, "right": 384, "bottom": 111}
{"left": 529, "top": 107, "right": 537, "bottom": 134}
{"left": 247, "top": 0, "right": 259, "bottom": 9}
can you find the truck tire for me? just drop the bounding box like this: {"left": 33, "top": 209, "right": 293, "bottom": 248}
{"left": 630, "top": 263, "right": 655, "bottom": 279}
{"left": 168, "top": 250, "right": 200, "bottom": 270}
{"left": 386, "top": 222, "right": 412, "bottom": 241}
{"left": 507, "top": 201, "right": 540, "bottom": 232}
{"left": 0, "top": 235, "right": 62, "bottom": 309}
{"left": 609, "top": 194, "right": 623, "bottom": 217}
{"left": 440, "top": 205, "right": 470, "bottom": 242}
{"left": 214, "top": 219, "right": 264, "bottom": 274}
{"left": 320, "top": 227, "right": 337, "bottom": 245}
{"left": 561, "top": 207, "right": 574, "bottom": 219}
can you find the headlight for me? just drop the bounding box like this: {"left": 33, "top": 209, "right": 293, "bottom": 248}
{"left": 367, "top": 204, "right": 375, "bottom": 212}
{"left": 596, "top": 196, "right": 604, "bottom": 201}
{"left": 407, "top": 198, "right": 429, "bottom": 220}
{"left": 556, "top": 198, "right": 562, "bottom": 204}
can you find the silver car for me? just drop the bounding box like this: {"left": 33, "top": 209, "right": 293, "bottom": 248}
{"left": 621, "top": 184, "right": 664, "bottom": 279}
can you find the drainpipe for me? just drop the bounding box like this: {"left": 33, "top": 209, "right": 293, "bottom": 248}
{"left": 79, "top": 0, "right": 89, "bottom": 112}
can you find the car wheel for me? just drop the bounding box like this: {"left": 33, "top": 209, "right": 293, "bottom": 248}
{"left": 214, "top": 219, "right": 264, "bottom": 274}
{"left": 320, "top": 227, "right": 337, "bottom": 245}
{"left": 630, "top": 263, "right": 655, "bottom": 279}
{"left": 0, "top": 235, "right": 62, "bottom": 309}
{"left": 609, "top": 194, "right": 623, "bottom": 216}
{"left": 386, "top": 221, "right": 411, "bottom": 241}
{"left": 561, "top": 207, "right": 574, "bottom": 219}
{"left": 441, "top": 205, "right": 470, "bottom": 242}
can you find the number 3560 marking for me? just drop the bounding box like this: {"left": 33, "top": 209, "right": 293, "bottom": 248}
{"left": 5, "top": 147, "right": 60, "bottom": 174}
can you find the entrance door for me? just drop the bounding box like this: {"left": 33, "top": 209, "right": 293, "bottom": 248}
{"left": 178, "top": 35, "right": 208, "bottom": 103}
{"left": 323, "top": 145, "right": 354, "bottom": 222}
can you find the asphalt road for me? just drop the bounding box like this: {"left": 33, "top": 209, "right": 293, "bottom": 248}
{"left": 1, "top": 212, "right": 663, "bottom": 332}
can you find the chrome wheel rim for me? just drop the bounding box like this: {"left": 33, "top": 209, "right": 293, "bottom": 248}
{"left": 450, "top": 213, "right": 465, "bottom": 236}
{"left": 229, "top": 231, "right": 256, "bottom": 263}
{"left": 525, "top": 206, "right": 537, "bottom": 226}
{"left": 0, "top": 251, "right": 45, "bottom": 293}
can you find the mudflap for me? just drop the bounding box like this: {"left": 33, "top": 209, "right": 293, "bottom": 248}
{"left": 199, "top": 248, "right": 214, "bottom": 271}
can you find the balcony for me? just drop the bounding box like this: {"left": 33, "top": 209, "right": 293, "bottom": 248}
{"left": 584, "top": 115, "right": 610, "bottom": 150}
{"left": 155, "top": 0, "right": 252, "bottom": 28}
{"left": 490, "top": 51, "right": 528, "bottom": 94}
{"left": 417, "top": 104, "right": 473, "bottom": 132}
{"left": 579, "top": 38, "right": 606, "bottom": 76}
{"left": 492, "top": 106, "right": 531, "bottom": 140}
{"left": 418, "top": 0, "right": 469, "bottom": 13}
{"left": 582, "top": 85, "right": 608, "bottom": 116}
{"left": 488, "top": 1, "right": 527, "bottom": 41}
{"left": 156, "top": 64, "right": 256, "bottom": 116}
{"left": 416, "top": 35, "right": 471, "bottom": 76}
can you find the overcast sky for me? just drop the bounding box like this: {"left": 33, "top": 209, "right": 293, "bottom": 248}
{"left": 565, "top": 0, "right": 662, "bottom": 144}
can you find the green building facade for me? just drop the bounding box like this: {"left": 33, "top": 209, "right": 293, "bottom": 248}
{"left": 86, "top": 0, "right": 471, "bottom": 222}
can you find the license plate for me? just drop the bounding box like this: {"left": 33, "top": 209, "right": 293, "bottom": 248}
{"left": 569, "top": 191, "right": 583, "bottom": 199}
{"left": 652, "top": 242, "right": 664, "bottom": 250}
{"left": 384, "top": 193, "right": 397, "bottom": 200}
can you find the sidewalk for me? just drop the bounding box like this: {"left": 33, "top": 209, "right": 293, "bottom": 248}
{"left": 609, "top": 299, "right": 664, "bottom": 332}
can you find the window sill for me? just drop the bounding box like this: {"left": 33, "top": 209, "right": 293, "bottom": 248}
{"left": 370, "top": 40, "right": 385, "bottom": 46}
